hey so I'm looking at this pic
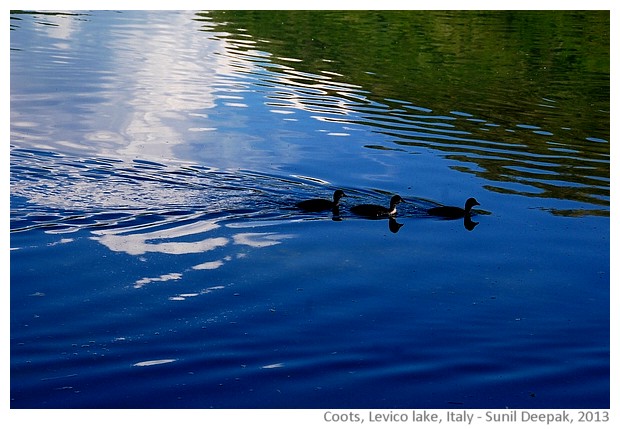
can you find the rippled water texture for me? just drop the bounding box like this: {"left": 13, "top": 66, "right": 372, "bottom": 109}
{"left": 10, "top": 11, "right": 609, "bottom": 409}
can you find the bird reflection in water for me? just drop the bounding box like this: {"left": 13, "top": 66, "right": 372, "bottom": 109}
{"left": 388, "top": 217, "right": 404, "bottom": 233}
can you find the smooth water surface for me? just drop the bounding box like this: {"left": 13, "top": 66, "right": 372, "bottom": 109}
{"left": 10, "top": 11, "right": 609, "bottom": 409}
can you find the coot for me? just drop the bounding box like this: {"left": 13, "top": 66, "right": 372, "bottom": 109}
{"left": 351, "top": 195, "right": 405, "bottom": 218}
{"left": 296, "top": 190, "right": 347, "bottom": 212}
{"left": 427, "top": 197, "right": 480, "bottom": 219}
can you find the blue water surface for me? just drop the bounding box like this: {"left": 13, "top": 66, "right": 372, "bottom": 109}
{"left": 10, "top": 11, "right": 609, "bottom": 409}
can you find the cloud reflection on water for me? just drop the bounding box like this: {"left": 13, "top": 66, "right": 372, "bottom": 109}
{"left": 12, "top": 10, "right": 370, "bottom": 172}
{"left": 91, "top": 219, "right": 227, "bottom": 256}
{"left": 90, "top": 216, "right": 296, "bottom": 293}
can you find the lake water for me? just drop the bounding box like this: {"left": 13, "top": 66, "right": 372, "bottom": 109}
{"left": 10, "top": 10, "right": 610, "bottom": 409}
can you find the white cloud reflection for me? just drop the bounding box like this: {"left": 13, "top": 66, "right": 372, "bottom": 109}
{"left": 168, "top": 285, "right": 225, "bottom": 301}
{"left": 134, "top": 273, "right": 183, "bottom": 289}
{"left": 91, "top": 216, "right": 296, "bottom": 293}
{"left": 132, "top": 359, "right": 177, "bottom": 367}
{"left": 32, "top": 11, "right": 84, "bottom": 44}
{"left": 91, "top": 219, "right": 227, "bottom": 256}
{"left": 92, "top": 220, "right": 295, "bottom": 256}
{"left": 14, "top": 11, "right": 368, "bottom": 167}
{"left": 192, "top": 259, "right": 226, "bottom": 270}
{"left": 100, "top": 11, "right": 227, "bottom": 161}
{"left": 233, "top": 232, "right": 295, "bottom": 248}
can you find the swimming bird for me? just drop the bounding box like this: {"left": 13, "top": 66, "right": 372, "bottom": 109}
{"left": 427, "top": 197, "right": 480, "bottom": 219}
{"left": 296, "top": 190, "right": 347, "bottom": 212}
{"left": 351, "top": 195, "right": 405, "bottom": 218}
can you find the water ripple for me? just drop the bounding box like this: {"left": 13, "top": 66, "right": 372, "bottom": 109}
{"left": 11, "top": 11, "right": 609, "bottom": 217}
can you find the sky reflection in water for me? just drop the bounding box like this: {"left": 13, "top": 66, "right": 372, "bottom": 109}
{"left": 9, "top": 10, "right": 609, "bottom": 409}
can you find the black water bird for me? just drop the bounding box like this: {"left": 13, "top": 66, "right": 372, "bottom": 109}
{"left": 296, "top": 190, "right": 347, "bottom": 212}
{"left": 427, "top": 197, "right": 480, "bottom": 219}
{"left": 351, "top": 195, "right": 405, "bottom": 218}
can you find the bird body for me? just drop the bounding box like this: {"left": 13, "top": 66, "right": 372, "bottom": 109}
{"left": 427, "top": 197, "right": 480, "bottom": 219}
{"left": 296, "top": 190, "right": 346, "bottom": 212}
{"left": 351, "top": 195, "right": 405, "bottom": 218}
